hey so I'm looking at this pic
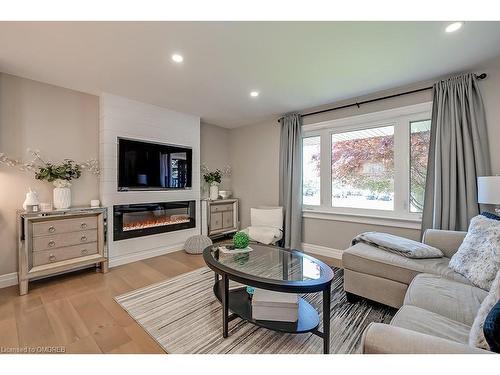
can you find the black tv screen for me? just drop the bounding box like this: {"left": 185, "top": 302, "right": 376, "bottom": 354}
{"left": 118, "top": 138, "right": 192, "bottom": 191}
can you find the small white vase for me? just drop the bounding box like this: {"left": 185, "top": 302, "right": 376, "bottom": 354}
{"left": 22, "top": 188, "right": 40, "bottom": 210}
{"left": 209, "top": 184, "right": 219, "bottom": 200}
{"left": 53, "top": 187, "right": 71, "bottom": 209}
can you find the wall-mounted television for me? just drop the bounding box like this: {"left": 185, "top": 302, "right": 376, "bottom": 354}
{"left": 118, "top": 138, "right": 192, "bottom": 191}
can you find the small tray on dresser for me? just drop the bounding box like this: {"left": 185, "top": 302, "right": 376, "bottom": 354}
{"left": 17, "top": 206, "right": 108, "bottom": 295}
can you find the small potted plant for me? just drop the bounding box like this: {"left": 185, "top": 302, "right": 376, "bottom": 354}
{"left": 35, "top": 159, "right": 84, "bottom": 209}
{"left": 203, "top": 169, "right": 222, "bottom": 200}
{"left": 0, "top": 149, "right": 99, "bottom": 209}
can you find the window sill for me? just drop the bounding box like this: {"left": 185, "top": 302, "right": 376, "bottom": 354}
{"left": 302, "top": 209, "right": 422, "bottom": 230}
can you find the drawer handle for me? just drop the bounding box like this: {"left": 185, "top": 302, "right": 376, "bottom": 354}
{"left": 48, "top": 226, "right": 56, "bottom": 233}
{"left": 80, "top": 235, "right": 87, "bottom": 242}
{"left": 49, "top": 254, "right": 56, "bottom": 262}
{"left": 80, "top": 223, "right": 88, "bottom": 229}
{"left": 48, "top": 240, "right": 56, "bottom": 247}
{"left": 81, "top": 249, "right": 89, "bottom": 255}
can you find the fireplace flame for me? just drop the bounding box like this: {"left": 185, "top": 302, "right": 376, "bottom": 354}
{"left": 123, "top": 214, "right": 191, "bottom": 231}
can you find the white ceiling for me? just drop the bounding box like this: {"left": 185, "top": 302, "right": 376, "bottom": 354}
{"left": 1, "top": 21, "right": 500, "bottom": 128}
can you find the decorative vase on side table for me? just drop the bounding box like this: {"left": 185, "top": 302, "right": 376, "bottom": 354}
{"left": 202, "top": 165, "right": 231, "bottom": 200}
{"left": 209, "top": 182, "right": 219, "bottom": 200}
{"left": 53, "top": 179, "right": 72, "bottom": 209}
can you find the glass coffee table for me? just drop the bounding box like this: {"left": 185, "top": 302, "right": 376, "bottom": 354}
{"left": 203, "top": 243, "right": 334, "bottom": 354}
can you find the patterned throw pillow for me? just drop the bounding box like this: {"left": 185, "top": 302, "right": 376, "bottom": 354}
{"left": 469, "top": 269, "right": 500, "bottom": 350}
{"left": 449, "top": 215, "right": 500, "bottom": 290}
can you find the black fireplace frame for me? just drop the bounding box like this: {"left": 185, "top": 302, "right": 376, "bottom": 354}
{"left": 113, "top": 201, "right": 196, "bottom": 241}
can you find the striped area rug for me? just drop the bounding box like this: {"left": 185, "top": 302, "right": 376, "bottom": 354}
{"left": 115, "top": 267, "right": 395, "bottom": 354}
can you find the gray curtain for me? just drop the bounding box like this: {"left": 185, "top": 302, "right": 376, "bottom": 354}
{"left": 279, "top": 113, "right": 303, "bottom": 249}
{"left": 422, "top": 73, "right": 491, "bottom": 232}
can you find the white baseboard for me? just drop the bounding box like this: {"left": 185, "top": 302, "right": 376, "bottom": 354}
{"left": 109, "top": 242, "right": 185, "bottom": 268}
{"left": 0, "top": 272, "right": 18, "bottom": 288}
{"left": 301, "top": 242, "right": 343, "bottom": 260}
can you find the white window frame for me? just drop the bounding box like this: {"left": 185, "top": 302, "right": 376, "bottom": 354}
{"left": 302, "top": 102, "right": 432, "bottom": 229}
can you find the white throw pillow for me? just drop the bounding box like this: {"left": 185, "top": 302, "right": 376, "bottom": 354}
{"left": 449, "top": 215, "right": 500, "bottom": 290}
{"left": 469, "top": 269, "right": 500, "bottom": 350}
{"left": 250, "top": 207, "right": 283, "bottom": 229}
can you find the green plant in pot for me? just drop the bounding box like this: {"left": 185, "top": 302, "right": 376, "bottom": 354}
{"left": 201, "top": 165, "right": 231, "bottom": 200}
{"left": 35, "top": 159, "right": 83, "bottom": 210}
{"left": 203, "top": 169, "right": 222, "bottom": 200}
{"left": 0, "top": 149, "right": 99, "bottom": 210}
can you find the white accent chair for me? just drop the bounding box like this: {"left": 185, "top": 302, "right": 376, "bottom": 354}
{"left": 241, "top": 207, "right": 283, "bottom": 245}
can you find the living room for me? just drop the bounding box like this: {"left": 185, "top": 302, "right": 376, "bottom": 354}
{"left": 1, "top": 1, "right": 499, "bottom": 373}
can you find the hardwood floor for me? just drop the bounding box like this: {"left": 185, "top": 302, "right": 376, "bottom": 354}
{"left": 0, "top": 250, "right": 340, "bottom": 354}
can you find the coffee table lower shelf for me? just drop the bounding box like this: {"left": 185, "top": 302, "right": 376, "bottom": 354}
{"left": 213, "top": 280, "right": 320, "bottom": 334}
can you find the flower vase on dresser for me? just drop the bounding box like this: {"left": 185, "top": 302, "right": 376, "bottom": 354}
{"left": 0, "top": 149, "right": 100, "bottom": 212}
{"left": 203, "top": 167, "right": 223, "bottom": 201}
{"left": 209, "top": 182, "right": 219, "bottom": 200}
{"left": 53, "top": 179, "right": 72, "bottom": 209}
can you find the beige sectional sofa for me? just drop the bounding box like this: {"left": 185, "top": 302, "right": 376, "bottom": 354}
{"left": 342, "top": 229, "right": 492, "bottom": 354}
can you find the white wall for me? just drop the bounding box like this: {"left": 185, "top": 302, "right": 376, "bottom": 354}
{"left": 229, "top": 120, "right": 281, "bottom": 228}
{"left": 99, "top": 93, "right": 200, "bottom": 267}
{"left": 0, "top": 73, "right": 99, "bottom": 283}
{"left": 200, "top": 122, "right": 232, "bottom": 197}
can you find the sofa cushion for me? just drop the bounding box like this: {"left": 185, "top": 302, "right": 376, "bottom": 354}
{"left": 449, "top": 215, "right": 500, "bottom": 290}
{"left": 404, "top": 274, "right": 488, "bottom": 326}
{"left": 343, "top": 242, "right": 471, "bottom": 285}
{"left": 391, "top": 305, "right": 471, "bottom": 344}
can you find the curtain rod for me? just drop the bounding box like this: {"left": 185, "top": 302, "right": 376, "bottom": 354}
{"left": 277, "top": 73, "right": 487, "bottom": 123}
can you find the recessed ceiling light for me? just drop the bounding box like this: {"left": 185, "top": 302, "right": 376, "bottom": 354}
{"left": 250, "top": 91, "right": 259, "bottom": 98}
{"left": 171, "top": 54, "right": 184, "bottom": 63}
{"left": 445, "top": 22, "right": 463, "bottom": 33}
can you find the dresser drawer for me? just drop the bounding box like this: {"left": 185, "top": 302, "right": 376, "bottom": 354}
{"left": 32, "top": 230, "right": 98, "bottom": 252}
{"left": 210, "top": 204, "right": 233, "bottom": 213}
{"left": 33, "top": 242, "right": 99, "bottom": 267}
{"left": 33, "top": 216, "right": 98, "bottom": 237}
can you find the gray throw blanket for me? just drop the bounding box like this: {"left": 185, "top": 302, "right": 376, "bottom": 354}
{"left": 352, "top": 232, "right": 444, "bottom": 259}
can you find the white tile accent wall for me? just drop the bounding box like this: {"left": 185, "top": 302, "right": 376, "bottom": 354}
{"left": 99, "top": 93, "right": 201, "bottom": 265}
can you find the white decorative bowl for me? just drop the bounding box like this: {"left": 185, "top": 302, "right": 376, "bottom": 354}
{"left": 219, "top": 190, "right": 232, "bottom": 199}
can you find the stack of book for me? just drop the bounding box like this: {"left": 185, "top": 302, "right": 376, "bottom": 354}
{"left": 251, "top": 288, "right": 299, "bottom": 322}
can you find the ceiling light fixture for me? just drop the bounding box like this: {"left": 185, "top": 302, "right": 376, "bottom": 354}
{"left": 445, "top": 22, "right": 463, "bottom": 33}
{"left": 171, "top": 54, "right": 184, "bottom": 63}
{"left": 250, "top": 91, "right": 259, "bottom": 98}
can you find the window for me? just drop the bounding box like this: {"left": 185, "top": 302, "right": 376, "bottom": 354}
{"left": 302, "top": 136, "right": 321, "bottom": 205}
{"left": 331, "top": 126, "right": 394, "bottom": 210}
{"left": 302, "top": 102, "right": 432, "bottom": 223}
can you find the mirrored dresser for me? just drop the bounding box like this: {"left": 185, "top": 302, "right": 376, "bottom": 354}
{"left": 17, "top": 207, "right": 108, "bottom": 295}
{"left": 201, "top": 199, "right": 239, "bottom": 239}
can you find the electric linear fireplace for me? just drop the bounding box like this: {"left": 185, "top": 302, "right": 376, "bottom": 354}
{"left": 113, "top": 201, "right": 196, "bottom": 241}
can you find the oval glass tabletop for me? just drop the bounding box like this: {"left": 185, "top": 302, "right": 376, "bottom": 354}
{"left": 203, "top": 243, "right": 334, "bottom": 291}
